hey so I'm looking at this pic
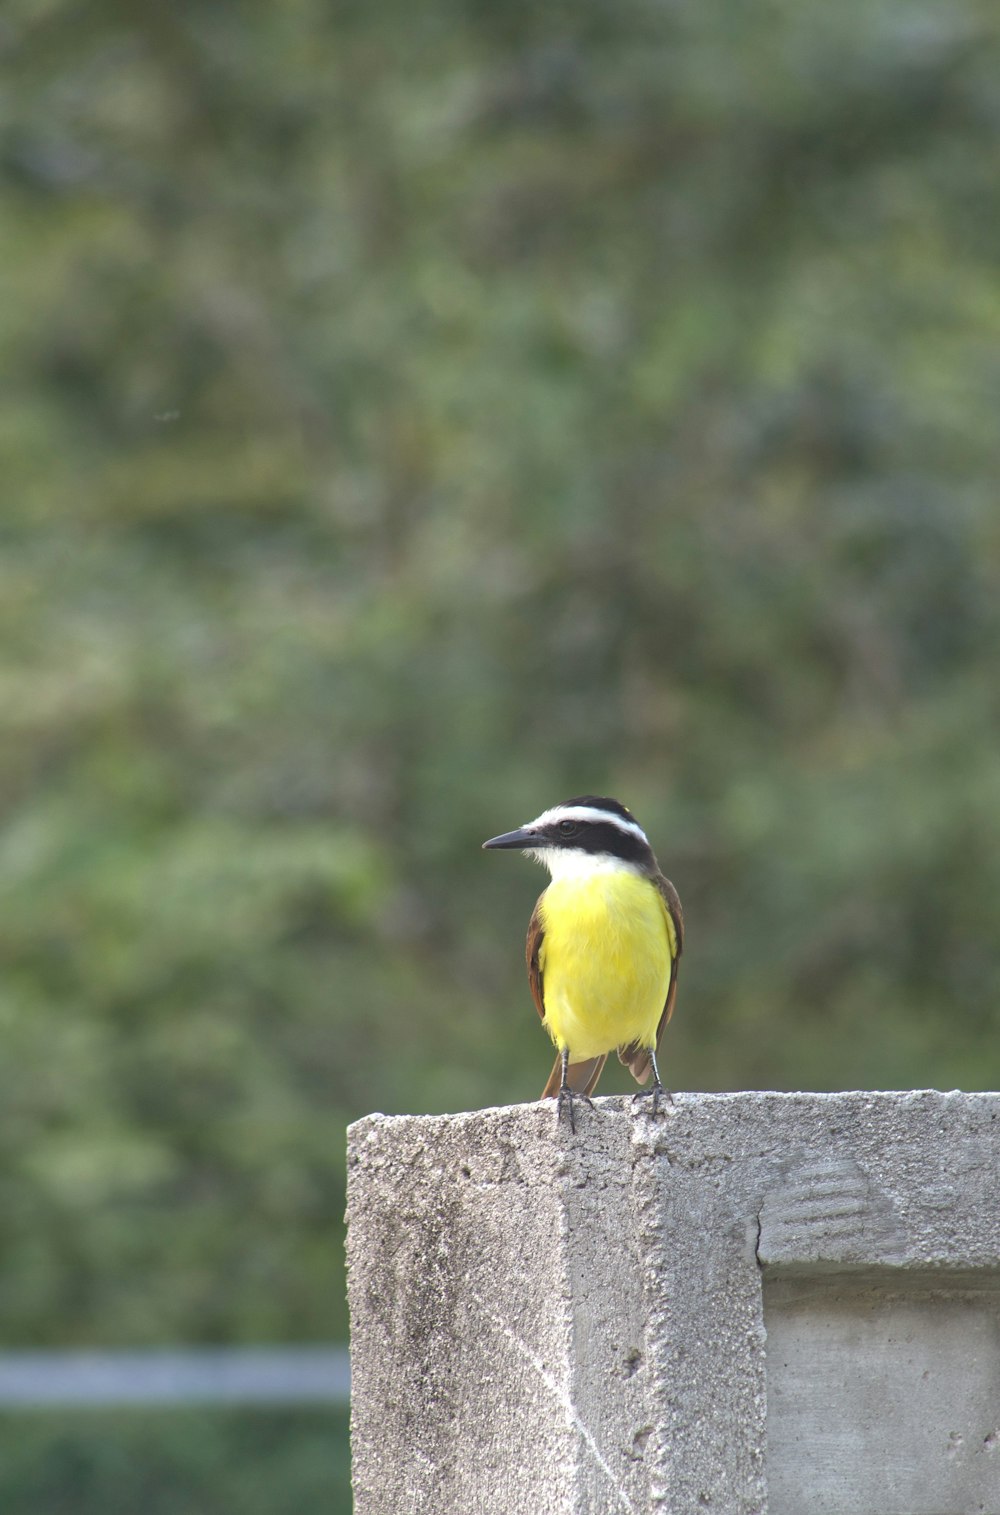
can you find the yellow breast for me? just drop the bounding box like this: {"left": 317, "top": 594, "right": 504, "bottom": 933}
{"left": 538, "top": 870, "right": 673, "bottom": 1061}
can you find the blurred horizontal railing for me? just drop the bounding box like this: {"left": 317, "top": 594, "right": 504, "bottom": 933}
{"left": 0, "top": 1348, "right": 350, "bottom": 1406}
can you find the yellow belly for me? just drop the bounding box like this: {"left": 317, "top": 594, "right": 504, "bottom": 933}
{"left": 538, "top": 872, "right": 672, "bottom": 1061}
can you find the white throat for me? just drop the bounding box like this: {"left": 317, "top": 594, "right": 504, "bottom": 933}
{"left": 530, "top": 847, "right": 644, "bottom": 881}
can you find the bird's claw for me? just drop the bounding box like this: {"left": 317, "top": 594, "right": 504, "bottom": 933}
{"left": 631, "top": 1082, "right": 673, "bottom": 1119}
{"left": 556, "top": 1087, "right": 595, "bottom": 1134}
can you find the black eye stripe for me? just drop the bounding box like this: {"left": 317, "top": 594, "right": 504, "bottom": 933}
{"left": 544, "top": 819, "right": 652, "bottom": 865}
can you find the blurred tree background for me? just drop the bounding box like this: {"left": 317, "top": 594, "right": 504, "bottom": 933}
{"left": 2, "top": 0, "right": 1000, "bottom": 1506}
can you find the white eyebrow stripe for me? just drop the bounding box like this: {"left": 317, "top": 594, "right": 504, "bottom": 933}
{"left": 529, "top": 805, "right": 649, "bottom": 843}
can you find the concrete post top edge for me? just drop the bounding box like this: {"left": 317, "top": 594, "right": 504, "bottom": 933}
{"left": 348, "top": 1087, "right": 1000, "bottom": 1142}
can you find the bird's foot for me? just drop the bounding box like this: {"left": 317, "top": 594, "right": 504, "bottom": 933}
{"left": 556, "top": 1086, "right": 595, "bottom": 1135}
{"left": 631, "top": 1081, "right": 673, "bottom": 1119}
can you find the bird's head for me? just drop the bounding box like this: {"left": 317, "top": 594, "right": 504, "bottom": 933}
{"left": 482, "top": 795, "right": 655, "bottom": 879}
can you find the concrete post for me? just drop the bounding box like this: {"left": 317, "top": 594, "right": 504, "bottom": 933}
{"left": 346, "top": 1092, "right": 1000, "bottom": 1514}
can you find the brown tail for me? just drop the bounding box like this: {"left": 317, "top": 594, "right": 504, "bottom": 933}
{"left": 617, "top": 1041, "right": 653, "bottom": 1084}
{"left": 540, "top": 1052, "right": 608, "bottom": 1100}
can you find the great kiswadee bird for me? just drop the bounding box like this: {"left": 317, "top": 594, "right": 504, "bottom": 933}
{"left": 483, "top": 796, "right": 683, "bottom": 1130}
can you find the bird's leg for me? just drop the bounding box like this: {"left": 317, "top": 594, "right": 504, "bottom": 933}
{"left": 555, "top": 1049, "right": 595, "bottom": 1135}
{"left": 631, "top": 1047, "right": 673, "bottom": 1118}
{"left": 556, "top": 1049, "right": 577, "bottom": 1134}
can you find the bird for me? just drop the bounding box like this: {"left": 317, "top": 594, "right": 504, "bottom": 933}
{"left": 483, "top": 795, "right": 683, "bottom": 1131}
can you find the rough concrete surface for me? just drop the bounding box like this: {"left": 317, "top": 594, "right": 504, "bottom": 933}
{"left": 346, "top": 1091, "right": 1000, "bottom": 1514}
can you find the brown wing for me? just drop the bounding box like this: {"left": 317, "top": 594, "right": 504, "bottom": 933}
{"left": 525, "top": 894, "right": 546, "bottom": 1021}
{"left": 655, "top": 871, "right": 684, "bottom": 1027}
{"left": 618, "top": 871, "right": 684, "bottom": 1084}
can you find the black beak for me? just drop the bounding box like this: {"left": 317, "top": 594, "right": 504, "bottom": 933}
{"left": 482, "top": 826, "right": 537, "bottom": 851}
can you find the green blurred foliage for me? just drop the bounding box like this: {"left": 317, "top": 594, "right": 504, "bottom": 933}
{"left": 0, "top": 1409, "right": 350, "bottom": 1515}
{"left": 1, "top": 0, "right": 1000, "bottom": 1388}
